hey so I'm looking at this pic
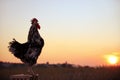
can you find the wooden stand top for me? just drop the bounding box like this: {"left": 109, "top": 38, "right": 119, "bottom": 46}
{"left": 10, "top": 74, "right": 39, "bottom": 80}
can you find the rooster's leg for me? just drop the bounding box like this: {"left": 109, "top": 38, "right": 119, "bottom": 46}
{"left": 28, "top": 66, "right": 35, "bottom": 75}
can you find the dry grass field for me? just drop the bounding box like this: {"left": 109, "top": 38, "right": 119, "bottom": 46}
{"left": 0, "top": 62, "right": 120, "bottom": 80}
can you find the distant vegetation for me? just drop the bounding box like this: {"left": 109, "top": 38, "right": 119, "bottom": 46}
{"left": 0, "top": 61, "right": 120, "bottom": 80}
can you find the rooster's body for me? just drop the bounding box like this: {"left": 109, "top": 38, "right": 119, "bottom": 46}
{"left": 9, "top": 18, "right": 44, "bottom": 67}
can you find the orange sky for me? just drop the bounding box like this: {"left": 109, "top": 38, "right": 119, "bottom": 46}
{"left": 0, "top": 0, "right": 120, "bottom": 66}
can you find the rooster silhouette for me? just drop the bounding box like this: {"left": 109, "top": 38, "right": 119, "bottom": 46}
{"left": 8, "top": 18, "right": 44, "bottom": 74}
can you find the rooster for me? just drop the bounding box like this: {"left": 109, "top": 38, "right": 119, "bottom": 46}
{"left": 8, "top": 18, "right": 44, "bottom": 74}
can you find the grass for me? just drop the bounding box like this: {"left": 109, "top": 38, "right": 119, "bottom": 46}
{"left": 0, "top": 62, "right": 120, "bottom": 80}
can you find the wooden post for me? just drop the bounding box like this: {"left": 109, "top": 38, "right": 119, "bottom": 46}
{"left": 10, "top": 74, "right": 39, "bottom": 80}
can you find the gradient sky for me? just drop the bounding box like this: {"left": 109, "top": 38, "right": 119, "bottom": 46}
{"left": 0, "top": 0, "right": 120, "bottom": 66}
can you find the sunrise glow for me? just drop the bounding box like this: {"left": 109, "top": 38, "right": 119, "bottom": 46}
{"left": 107, "top": 55, "right": 119, "bottom": 65}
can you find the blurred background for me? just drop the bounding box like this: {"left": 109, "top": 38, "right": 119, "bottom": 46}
{"left": 0, "top": 0, "right": 120, "bottom": 66}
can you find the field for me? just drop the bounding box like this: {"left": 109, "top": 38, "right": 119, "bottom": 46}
{"left": 0, "top": 62, "right": 120, "bottom": 80}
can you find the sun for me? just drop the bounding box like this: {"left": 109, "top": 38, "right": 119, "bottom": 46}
{"left": 107, "top": 55, "right": 119, "bottom": 65}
